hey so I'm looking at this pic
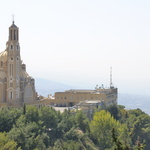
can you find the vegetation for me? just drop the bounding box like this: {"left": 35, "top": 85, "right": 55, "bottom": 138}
{"left": 0, "top": 104, "right": 150, "bottom": 150}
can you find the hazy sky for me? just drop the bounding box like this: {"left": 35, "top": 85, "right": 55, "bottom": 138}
{"left": 0, "top": 0, "right": 150, "bottom": 95}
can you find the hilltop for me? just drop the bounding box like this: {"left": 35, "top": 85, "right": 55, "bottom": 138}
{"left": 35, "top": 78, "right": 150, "bottom": 115}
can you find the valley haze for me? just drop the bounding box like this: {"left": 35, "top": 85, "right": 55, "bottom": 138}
{"left": 35, "top": 78, "right": 150, "bottom": 115}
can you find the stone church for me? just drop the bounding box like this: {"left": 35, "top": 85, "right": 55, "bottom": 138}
{"left": 0, "top": 21, "right": 37, "bottom": 104}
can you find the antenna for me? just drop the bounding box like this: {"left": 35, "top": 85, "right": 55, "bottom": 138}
{"left": 110, "top": 66, "right": 113, "bottom": 88}
{"left": 12, "top": 13, "right": 14, "bottom": 24}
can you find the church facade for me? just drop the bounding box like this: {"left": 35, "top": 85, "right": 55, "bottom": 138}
{"left": 0, "top": 21, "right": 37, "bottom": 104}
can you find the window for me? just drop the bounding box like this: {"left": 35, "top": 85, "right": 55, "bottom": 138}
{"left": 17, "top": 30, "right": 18, "bottom": 40}
{"left": 14, "top": 30, "right": 16, "bottom": 40}
{"left": 10, "top": 64, "right": 13, "bottom": 76}
{"left": 10, "top": 45, "right": 13, "bottom": 49}
{"left": 10, "top": 91, "right": 13, "bottom": 99}
{"left": 10, "top": 30, "right": 12, "bottom": 40}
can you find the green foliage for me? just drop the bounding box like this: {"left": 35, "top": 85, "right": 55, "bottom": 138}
{"left": 111, "top": 128, "right": 130, "bottom": 150}
{"left": 128, "top": 108, "right": 146, "bottom": 117}
{"left": 58, "top": 110, "right": 76, "bottom": 133}
{"left": 133, "top": 137, "right": 144, "bottom": 150}
{"left": 126, "top": 109, "right": 150, "bottom": 149}
{"left": 90, "top": 110, "right": 129, "bottom": 149}
{"left": 39, "top": 106, "right": 59, "bottom": 129}
{"left": 23, "top": 103, "right": 26, "bottom": 115}
{"left": 0, "top": 132, "right": 19, "bottom": 150}
{"left": 8, "top": 114, "right": 49, "bottom": 150}
{"left": 25, "top": 105, "right": 39, "bottom": 123}
{"left": 64, "top": 127, "right": 80, "bottom": 141}
{"left": 75, "top": 111, "right": 89, "bottom": 132}
{"left": 0, "top": 108, "right": 22, "bottom": 132}
{"left": 106, "top": 104, "right": 119, "bottom": 120}
{"left": 0, "top": 105, "right": 149, "bottom": 149}
{"left": 53, "top": 139, "right": 82, "bottom": 150}
{"left": 34, "top": 133, "right": 50, "bottom": 150}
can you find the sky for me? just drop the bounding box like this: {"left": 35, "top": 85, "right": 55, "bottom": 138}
{"left": 0, "top": 0, "right": 150, "bottom": 96}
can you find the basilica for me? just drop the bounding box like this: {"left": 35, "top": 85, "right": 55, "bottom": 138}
{"left": 0, "top": 20, "right": 118, "bottom": 108}
{"left": 0, "top": 21, "right": 37, "bottom": 104}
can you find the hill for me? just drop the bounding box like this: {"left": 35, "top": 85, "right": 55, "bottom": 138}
{"left": 35, "top": 78, "right": 75, "bottom": 96}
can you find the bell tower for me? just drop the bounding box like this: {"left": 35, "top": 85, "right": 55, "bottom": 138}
{"left": 6, "top": 20, "right": 21, "bottom": 102}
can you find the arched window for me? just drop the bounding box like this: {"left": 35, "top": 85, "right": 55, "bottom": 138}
{"left": 10, "top": 64, "right": 13, "bottom": 76}
{"left": 10, "top": 30, "right": 12, "bottom": 40}
{"left": 10, "top": 45, "right": 13, "bottom": 49}
{"left": 17, "top": 30, "right": 18, "bottom": 40}
{"left": 9, "top": 91, "right": 13, "bottom": 99}
{"left": 14, "top": 30, "right": 16, "bottom": 40}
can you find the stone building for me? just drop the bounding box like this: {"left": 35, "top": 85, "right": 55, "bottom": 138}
{"left": 54, "top": 86, "right": 117, "bottom": 106}
{"left": 0, "top": 21, "right": 37, "bottom": 104}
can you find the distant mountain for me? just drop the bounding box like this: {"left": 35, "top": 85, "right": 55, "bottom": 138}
{"left": 35, "top": 78, "right": 75, "bottom": 96}
{"left": 35, "top": 78, "right": 150, "bottom": 115}
{"left": 118, "top": 93, "right": 150, "bottom": 115}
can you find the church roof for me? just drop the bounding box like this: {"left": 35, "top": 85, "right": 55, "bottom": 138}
{"left": 0, "top": 50, "right": 7, "bottom": 62}
{"left": 10, "top": 21, "right": 17, "bottom": 28}
{"left": 21, "top": 69, "right": 30, "bottom": 78}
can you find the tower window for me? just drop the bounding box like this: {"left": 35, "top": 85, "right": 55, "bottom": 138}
{"left": 10, "top": 91, "right": 13, "bottom": 99}
{"left": 16, "top": 45, "right": 19, "bottom": 49}
{"left": 12, "top": 64, "right": 13, "bottom": 76}
{"left": 10, "top": 30, "right": 12, "bottom": 40}
{"left": 10, "top": 64, "right": 13, "bottom": 76}
{"left": 10, "top": 64, "right": 11, "bottom": 76}
{"left": 14, "top": 30, "right": 16, "bottom": 40}
{"left": 17, "top": 30, "right": 18, "bottom": 41}
{"left": 10, "top": 45, "right": 13, "bottom": 49}
{"left": 11, "top": 91, "right": 13, "bottom": 99}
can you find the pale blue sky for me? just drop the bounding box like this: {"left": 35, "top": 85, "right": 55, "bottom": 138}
{"left": 0, "top": 0, "right": 150, "bottom": 95}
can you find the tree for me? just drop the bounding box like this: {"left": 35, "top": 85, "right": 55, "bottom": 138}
{"left": 133, "top": 136, "right": 144, "bottom": 150}
{"left": 25, "top": 105, "right": 39, "bottom": 123}
{"left": 0, "top": 132, "right": 19, "bottom": 150}
{"left": 39, "top": 106, "right": 59, "bottom": 129}
{"left": 90, "top": 110, "right": 130, "bottom": 149}
{"left": 106, "top": 104, "right": 119, "bottom": 120}
{"left": 8, "top": 115, "right": 49, "bottom": 150}
{"left": 126, "top": 111, "right": 150, "bottom": 149}
{"left": 75, "top": 111, "right": 89, "bottom": 132}
{"left": 23, "top": 103, "right": 26, "bottom": 115}
{"left": 0, "top": 108, "right": 22, "bottom": 132}
{"left": 111, "top": 128, "right": 130, "bottom": 150}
